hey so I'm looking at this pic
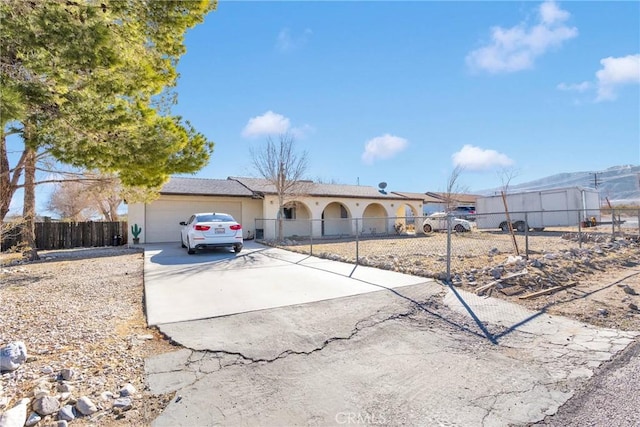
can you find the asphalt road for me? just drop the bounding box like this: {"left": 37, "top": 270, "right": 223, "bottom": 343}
{"left": 533, "top": 337, "right": 640, "bottom": 426}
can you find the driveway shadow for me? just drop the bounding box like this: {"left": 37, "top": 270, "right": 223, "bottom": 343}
{"left": 145, "top": 241, "right": 268, "bottom": 267}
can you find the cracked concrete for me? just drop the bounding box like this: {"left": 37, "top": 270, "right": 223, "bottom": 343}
{"left": 143, "top": 244, "right": 639, "bottom": 426}
{"left": 146, "top": 282, "right": 638, "bottom": 426}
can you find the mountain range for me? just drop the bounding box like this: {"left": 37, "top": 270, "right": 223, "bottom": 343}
{"left": 481, "top": 165, "right": 640, "bottom": 205}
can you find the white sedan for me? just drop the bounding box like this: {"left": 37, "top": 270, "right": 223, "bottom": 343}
{"left": 180, "top": 212, "right": 243, "bottom": 254}
{"left": 422, "top": 212, "right": 472, "bottom": 233}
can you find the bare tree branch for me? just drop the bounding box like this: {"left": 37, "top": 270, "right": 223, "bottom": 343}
{"left": 250, "top": 133, "right": 309, "bottom": 241}
{"left": 444, "top": 165, "right": 468, "bottom": 212}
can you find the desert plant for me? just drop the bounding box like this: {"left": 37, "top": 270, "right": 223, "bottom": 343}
{"left": 131, "top": 224, "right": 142, "bottom": 239}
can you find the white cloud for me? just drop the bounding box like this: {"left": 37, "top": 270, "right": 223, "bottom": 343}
{"left": 241, "top": 111, "right": 291, "bottom": 138}
{"left": 557, "top": 81, "right": 592, "bottom": 92}
{"left": 558, "top": 54, "right": 640, "bottom": 102}
{"left": 466, "top": 1, "right": 577, "bottom": 73}
{"left": 276, "top": 27, "right": 312, "bottom": 52}
{"left": 595, "top": 54, "right": 640, "bottom": 101}
{"left": 452, "top": 145, "right": 514, "bottom": 171}
{"left": 361, "top": 134, "right": 408, "bottom": 165}
{"left": 539, "top": 0, "right": 570, "bottom": 25}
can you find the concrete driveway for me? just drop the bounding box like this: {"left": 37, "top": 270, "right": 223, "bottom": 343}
{"left": 143, "top": 242, "right": 639, "bottom": 426}
{"left": 143, "top": 241, "right": 430, "bottom": 326}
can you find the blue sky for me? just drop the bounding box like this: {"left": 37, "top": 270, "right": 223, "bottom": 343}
{"left": 5, "top": 0, "right": 640, "bottom": 217}
{"left": 171, "top": 0, "right": 640, "bottom": 194}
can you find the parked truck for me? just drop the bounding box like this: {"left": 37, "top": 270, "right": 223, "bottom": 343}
{"left": 475, "top": 187, "right": 601, "bottom": 232}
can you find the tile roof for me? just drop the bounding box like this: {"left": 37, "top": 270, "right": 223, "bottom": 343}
{"left": 230, "top": 177, "right": 422, "bottom": 201}
{"left": 160, "top": 177, "right": 255, "bottom": 197}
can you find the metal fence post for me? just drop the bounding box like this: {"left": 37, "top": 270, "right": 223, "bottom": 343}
{"left": 611, "top": 208, "right": 615, "bottom": 241}
{"left": 355, "top": 218, "right": 359, "bottom": 266}
{"left": 309, "top": 219, "right": 313, "bottom": 256}
{"left": 446, "top": 214, "right": 452, "bottom": 284}
{"left": 524, "top": 212, "right": 529, "bottom": 259}
{"left": 577, "top": 210, "right": 582, "bottom": 249}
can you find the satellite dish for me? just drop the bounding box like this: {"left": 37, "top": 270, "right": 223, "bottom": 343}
{"left": 378, "top": 182, "right": 388, "bottom": 195}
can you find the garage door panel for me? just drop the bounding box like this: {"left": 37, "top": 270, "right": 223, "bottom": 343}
{"left": 146, "top": 199, "right": 243, "bottom": 243}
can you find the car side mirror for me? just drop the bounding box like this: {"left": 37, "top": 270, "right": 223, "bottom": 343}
{"left": 179, "top": 221, "right": 187, "bottom": 226}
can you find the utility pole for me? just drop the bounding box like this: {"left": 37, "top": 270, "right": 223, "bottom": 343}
{"left": 593, "top": 172, "right": 599, "bottom": 189}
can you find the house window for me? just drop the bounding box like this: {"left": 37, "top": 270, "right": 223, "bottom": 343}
{"left": 340, "top": 205, "right": 348, "bottom": 218}
{"left": 283, "top": 206, "right": 296, "bottom": 219}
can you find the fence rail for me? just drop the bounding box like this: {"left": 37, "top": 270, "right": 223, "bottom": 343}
{"left": 1, "top": 221, "right": 128, "bottom": 251}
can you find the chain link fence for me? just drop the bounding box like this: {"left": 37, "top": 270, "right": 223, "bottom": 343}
{"left": 256, "top": 208, "right": 639, "bottom": 342}
{"left": 257, "top": 208, "right": 639, "bottom": 281}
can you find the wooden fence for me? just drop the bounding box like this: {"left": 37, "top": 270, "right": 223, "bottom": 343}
{"left": 1, "top": 221, "right": 128, "bottom": 251}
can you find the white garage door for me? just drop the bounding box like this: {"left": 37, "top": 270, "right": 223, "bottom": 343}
{"left": 146, "top": 199, "right": 243, "bottom": 243}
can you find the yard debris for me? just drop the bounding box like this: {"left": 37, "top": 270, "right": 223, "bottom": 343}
{"left": 475, "top": 270, "right": 528, "bottom": 296}
{"left": 518, "top": 282, "right": 578, "bottom": 300}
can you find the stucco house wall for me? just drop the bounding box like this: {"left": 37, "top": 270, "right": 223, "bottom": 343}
{"left": 128, "top": 176, "right": 426, "bottom": 244}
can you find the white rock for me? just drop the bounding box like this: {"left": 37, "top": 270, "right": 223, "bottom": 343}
{"left": 56, "top": 382, "right": 73, "bottom": 393}
{"left": 75, "top": 396, "right": 97, "bottom": 415}
{"left": 33, "top": 395, "right": 60, "bottom": 416}
{"left": 0, "top": 342, "right": 27, "bottom": 371}
{"left": 25, "top": 412, "right": 41, "bottom": 427}
{"left": 113, "top": 397, "right": 132, "bottom": 411}
{"left": 60, "top": 368, "right": 75, "bottom": 381}
{"left": 119, "top": 383, "right": 136, "bottom": 397}
{"left": 58, "top": 404, "right": 75, "bottom": 421}
{"left": 136, "top": 334, "right": 154, "bottom": 340}
{"left": 506, "top": 255, "right": 522, "bottom": 264}
{"left": 0, "top": 398, "right": 30, "bottom": 427}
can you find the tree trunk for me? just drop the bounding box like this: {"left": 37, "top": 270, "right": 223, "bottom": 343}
{"left": 1, "top": 133, "right": 17, "bottom": 223}
{"left": 22, "top": 124, "right": 39, "bottom": 260}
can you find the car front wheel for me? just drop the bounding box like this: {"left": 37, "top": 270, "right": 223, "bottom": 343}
{"left": 454, "top": 224, "right": 466, "bottom": 232}
{"left": 423, "top": 224, "right": 432, "bottom": 233}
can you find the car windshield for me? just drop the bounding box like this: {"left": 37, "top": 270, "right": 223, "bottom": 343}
{"left": 196, "top": 214, "right": 234, "bottom": 222}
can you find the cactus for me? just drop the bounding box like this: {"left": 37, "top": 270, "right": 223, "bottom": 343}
{"left": 131, "top": 224, "right": 142, "bottom": 238}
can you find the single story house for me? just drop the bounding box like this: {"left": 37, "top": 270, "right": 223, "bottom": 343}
{"left": 127, "top": 176, "right": 426, "bottom": 244}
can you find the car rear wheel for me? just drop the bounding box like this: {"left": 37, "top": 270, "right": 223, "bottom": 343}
{"left": 234, "top": 244, "right": 242, "bottom": 253}
{"left": 454, "top": 224, "right": 466, "bottom": 232}
{"left": 423, "top": 224, "right": 432, "bottom": 233}
{"left": 181, "top": 235, "right": 186, "bottom": 248}
{"left": 187, "top": 238, "right": 196, "bottom": 254}
{"left": 499, "top": 222, "right": 510, "bottom": 232}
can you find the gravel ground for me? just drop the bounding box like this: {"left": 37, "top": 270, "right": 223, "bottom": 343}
{"left": 1, "top": 247, "right": 176, "bottom": 426}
